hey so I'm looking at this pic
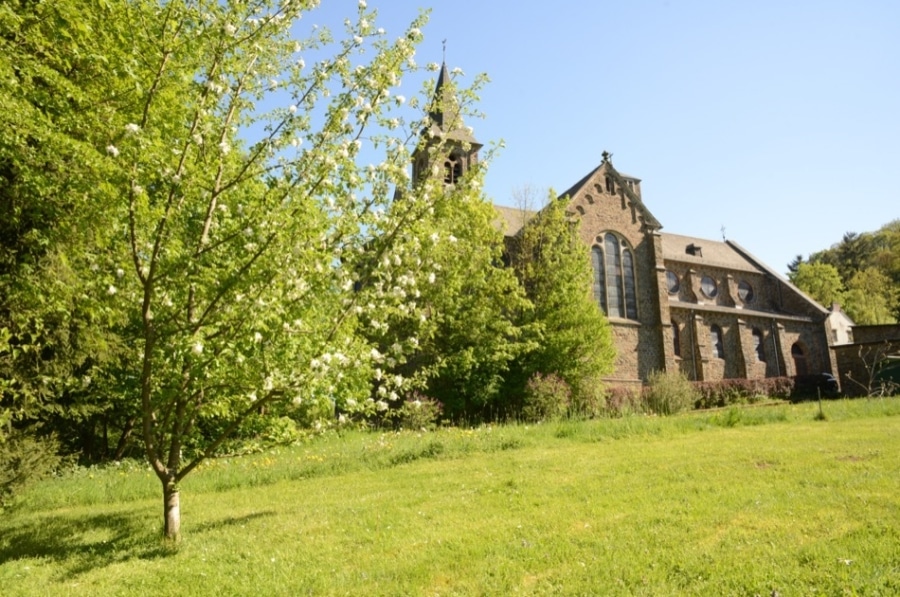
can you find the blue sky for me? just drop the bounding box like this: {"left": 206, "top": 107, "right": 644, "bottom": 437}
{"left": 308, "top": 0, "right": 899, "bottom": 275}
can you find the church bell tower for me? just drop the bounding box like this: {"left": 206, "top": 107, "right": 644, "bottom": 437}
{"left": 411, "top": 62, "right": 482, "bottom": 186}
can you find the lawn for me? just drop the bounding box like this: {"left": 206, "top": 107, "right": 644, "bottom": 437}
{"left": 2, "top": 398, "right": 899, "bottom": 596}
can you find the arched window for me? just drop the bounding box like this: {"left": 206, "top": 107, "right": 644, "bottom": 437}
{"left": 752, "top": 328, "right": 765, "bottom": 361}
{"left": 592, "top": 233, "right": 638, "bottom": 320}
{"left": 591, "top": 246, "right": 606, "bottom": 313}
{"left": 444, "top": 155, "right": 462, "bottom": 184}
{"left": 710, "top": 324, "right": 725, "bottom": 359}
{"left": 672, "top": 320, "right": 681, "bottom": 357}
{"left": 791, "top": 343, "right": 808, "bottom": 376}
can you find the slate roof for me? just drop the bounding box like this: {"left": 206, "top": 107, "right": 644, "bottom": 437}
{"left": 493, "top": 204, "right": 535, "bottom": 237}
{"left": 660, "top": 232, "right": 764, "bottom": 273}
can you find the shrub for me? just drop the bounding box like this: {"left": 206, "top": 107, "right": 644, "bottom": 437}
{"left": 570, "top": 374, "right": 607, "bottom": 418}
{"left": 397, "top": 394, "right": 443, "bottom": 431}
{"left": 522, "top": 373, "right": 571, "bottom": 423}
{"left": 644, "top": 370, "right": 698, "bottom": 416}
{"left": 693, "top": 377, "right": 793, "bottom": 409}
{"left": 1, "top": 431, "right": 62, "bottom": 508}
{"left": 603, "top": 386, "right": 643, "bottom": 417}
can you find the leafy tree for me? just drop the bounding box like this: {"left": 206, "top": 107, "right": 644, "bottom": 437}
{"left": 809, "top": 222, "right": 900, "bottom": 320}
{"left": 788, "top": 262, "right": 845, "bottom": 308}
{"left": 0, "top": 0, "right": 140, "bottom": 469}
{"left": 506, "top": 193, "right": 616, "bottom": 414}
{"left": 844, "top": 268, "right": 897, "bottom": 325}
{"left": 357, "top": 77, "right": 528, "bottom": 422}
{"left": 3, "top": 0, "right": 491, "bottom": 539}
{"left": 786, "top": 254, "right": 805, "bottom": 274}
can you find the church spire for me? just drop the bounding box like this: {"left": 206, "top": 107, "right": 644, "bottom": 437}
{"left": 412, "top": 60, "right": 482, "bottom": 185}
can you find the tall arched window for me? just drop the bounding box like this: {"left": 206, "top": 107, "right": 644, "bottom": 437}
{"left": 791, "top": 343, "right": 808, "bottom": 376}
{"left": 592, "top": 233, "right": 638, "bottom": 320}
{"left": 710, "top": 324, "right": 725, "bottom": 359}
{"left": 591, "top": 246, "right": 606, "bottom": 314}
{"left": 752, "top": 328, "right": 765, "bottom": 362}
{"left": 672, "top": 320, "right": 681, "bottom": 357}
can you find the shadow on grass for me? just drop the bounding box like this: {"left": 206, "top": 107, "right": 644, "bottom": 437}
{"left": 0, "top": 508, "right": 277, "bottom": 583}
{"left": 192, "top": 510, "right": 276, "bottom": 534}
{"left": 0, "top": 506, "right": 174, "bottom": 579}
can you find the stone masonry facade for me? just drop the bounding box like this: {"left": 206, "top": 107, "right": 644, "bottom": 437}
{"left": 497, "top": 155, "right": 836, "bottom": 390}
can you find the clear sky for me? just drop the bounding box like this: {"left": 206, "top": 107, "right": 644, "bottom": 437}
{"left": 309, "top": 0, "right": 899, "bottom": 275}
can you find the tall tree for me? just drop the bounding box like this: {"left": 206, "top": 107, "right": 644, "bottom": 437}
{"left": 506, "top": 192, "right": 616, "bottom": 412}
{"left": 0, "top": 0, "right": 141, "bottom": 470}
{"left": 844, "top": 268, "right": 897, "bottom": 325}
{"left": 788, "top": 262, "right": 845, "bottom": 308}
{"left": 3, "top": 0, "right": 491, "bottom": 539}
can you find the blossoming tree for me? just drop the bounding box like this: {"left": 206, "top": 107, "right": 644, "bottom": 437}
{"left": 93, "top": 0, "right": 489, "bottom": 539}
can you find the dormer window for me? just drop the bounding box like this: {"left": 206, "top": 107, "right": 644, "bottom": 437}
{"left": 686, "top": 243, "right": 703, "bottom": 257}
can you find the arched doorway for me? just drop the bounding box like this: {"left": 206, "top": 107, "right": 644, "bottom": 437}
{"left": 791, "top": 343, "right": 808, "bottom": 376}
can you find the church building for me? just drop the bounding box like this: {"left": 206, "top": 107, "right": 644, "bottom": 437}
{"left": 498, "top": 156, "right": 837, "bottom": 390}
{"left": 426, "top": 63, "right": 837, "bottom": 390}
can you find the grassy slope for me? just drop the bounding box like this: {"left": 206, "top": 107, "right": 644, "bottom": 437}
{"left": 2, "top": 399, "right": 899, "bottom": 596}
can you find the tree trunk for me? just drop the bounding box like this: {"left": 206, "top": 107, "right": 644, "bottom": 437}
{"left": 163, "top": 481, "right": 181, "bottom": 541}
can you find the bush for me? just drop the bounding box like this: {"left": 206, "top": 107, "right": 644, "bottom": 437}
{"left": 397, "top": 394, "right": 443, "bottom": 431}
{"left": 644, "top": 370, "right": 698, "bottom": 416}
{"left": 522, "top": 373, "right": 571, "bottom": 423}
{"left": 694, "top": 377, "right": 793, "bottom": 409}
{"left": 570, "top": 375, "right": 607, "bottom": 418}
{"left": 1, "top": 431, "right": 62, "bottom": 508}
{"left": 603, "top": 386, "right": 643, "bottom": 417}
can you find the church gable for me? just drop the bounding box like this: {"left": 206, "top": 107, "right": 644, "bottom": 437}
{"left": 561, "top": 153, "right": 661, "bottom": 239}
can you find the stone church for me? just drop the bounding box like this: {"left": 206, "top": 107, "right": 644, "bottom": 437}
{"left": 425, "top": 63, "right": 837, "bottom": 389}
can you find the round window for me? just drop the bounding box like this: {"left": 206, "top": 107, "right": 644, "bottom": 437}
{"left": 700, "top": 275, "right": 718, "bottom": 298}
{"left": 738, "top": 280, "right": 754, "bottom": 303}
{"left": 666, "top": 271, "right": 680, "bottom": 295}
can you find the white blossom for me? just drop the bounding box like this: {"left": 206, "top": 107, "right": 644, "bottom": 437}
{"left": 107, "top": 285, "right": 117, "bottom": 296}
{"left": 375, "top": 400, "right": 388, "bottom": 412}
{"left": 124, "top": 123, "right": 141, "bottom": 135}
{"left": 346, "top": 398, "right": 358, "bottom": 408}
{"left": 427, "top": 272, "right": 436, "bottom": 284}
{"left": 219, "top": 141, "right": 231, "bottom": 155}
{"left": 106, "top": 145, "right": 119, "bottom": 157}
{"left": 254, "top": 331, "right": 263, "bottom": 343}
{"left": 448, "top": 235, "right": 458, "bottom": 243}
{"left": 192, "top": 341, "right": 203, "bottom": 355}
{"left": 116, "top": 268, "right": 125, "bottom": 278}
{"left": 289, "top": 104, "right": 297, "bottom": 114}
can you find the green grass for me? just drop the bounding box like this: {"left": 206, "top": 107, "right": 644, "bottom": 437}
{"left": 3, "top": 398, "right": 900, "bottom": 595}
